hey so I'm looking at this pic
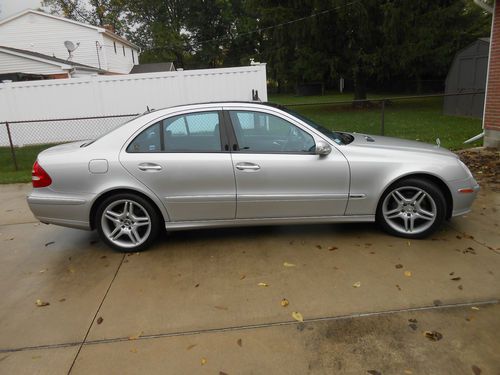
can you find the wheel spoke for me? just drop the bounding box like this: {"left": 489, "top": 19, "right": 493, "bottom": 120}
{"left": 105, "top": 210, "right": 121, "bottom": 224}
{"left": 134, "top": 217, "right": 150, "bottom": 227}
{"left": 392, "top": 191, "right": 406, "bottom": 204}
{"left": 131, "top": 228, "right": 142, "bottom": 244}
{"left": 409, "top": 215, "right": 415, "bottom": 232}
{"left": 417, "top": 208, "right": 435, "bottom": 220}
{"left": 403, "top": 216, "right": 410, "bottom": 231}
{"left": 109, "top": 226, "right": 123, "bottom": 240}
{"left": 385, "top": 209, "right": 401, "bottom": 219}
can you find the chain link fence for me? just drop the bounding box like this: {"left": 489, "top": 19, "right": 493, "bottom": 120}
{"left": 0, "top": 91, "right": 484, "bottom": 174}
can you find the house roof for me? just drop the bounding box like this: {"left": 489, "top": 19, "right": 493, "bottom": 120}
{"left": 0, "top": 45, "right": 103, "bottom": 72}
{"left": 130, "top": 62, "right": 175, "bottom": 74}
{"left": 0, "top": 9, "right": 139, "bottom": 50}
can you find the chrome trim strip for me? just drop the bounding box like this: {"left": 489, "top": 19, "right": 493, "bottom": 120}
{"left": 165, "top": 215, "right": 375, "bottom": 230}
{"left": 27, "top": 196, "right": 87, "bottom": 205}
{"left": 166, "top": 195, "right": 234, "bottom": 203}
{"left": 238, "top": 193, "right": 349, "bottom": 202}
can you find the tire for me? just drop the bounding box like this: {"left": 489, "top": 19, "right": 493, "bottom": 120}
{"left": 96, "top": 193, "right": 161, "bottom": 252}
{"left": 376, "top": 178, "right": 447, "bottom": 239}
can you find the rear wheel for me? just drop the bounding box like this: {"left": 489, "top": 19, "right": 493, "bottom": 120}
{"left": 96, "top": 193, "right": 160, "bottom": 252}
{"left": 376, "top": 178, "right": 447, "bottom": 239}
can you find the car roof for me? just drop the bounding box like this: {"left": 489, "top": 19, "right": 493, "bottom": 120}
{"left": 143, "top": 101, "right": 285, "bottom": 115}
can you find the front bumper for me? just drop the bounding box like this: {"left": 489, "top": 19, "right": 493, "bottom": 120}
{"left": 27, "top": 189, "right": 94, "bottom": 230}
{"left": 448, "top": 177, "right": 480, "bottom": 217}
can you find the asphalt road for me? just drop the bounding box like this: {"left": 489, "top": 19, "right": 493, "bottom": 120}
{"left": 0, "top": 183, "right": 499, "bottom": 374}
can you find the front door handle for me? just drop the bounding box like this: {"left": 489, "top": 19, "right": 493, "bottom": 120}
{"left": 235, "top": 162, "right": 260, "bottom": 171}
{"left": 138, "top": 163, "right": 162, "bottom": 171}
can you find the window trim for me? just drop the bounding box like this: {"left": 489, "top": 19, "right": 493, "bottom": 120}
{"left": 224, "top": 110, "right": 317, "bottom": 155}
{"left": 126, "top": 110, "right": 229, "bottom": 154}
{"left": 122, "top": 45, "right": 126, "bottom": 56}
{"left": 113, "top": 41, "right": 117, "bottom": 54}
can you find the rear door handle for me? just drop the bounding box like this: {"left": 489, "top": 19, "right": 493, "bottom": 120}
{"left": 235, "top": 162, "right": 260, "bottom": 171}
{"left": 138, "top": 163, "right": 162, "bottom": 171}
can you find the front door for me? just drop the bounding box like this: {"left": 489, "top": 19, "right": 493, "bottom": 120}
{"left": 225, "top": 108, "right": 349, "bottom": 219}
{"left": 120, "top": 109, "right": 236, "bottom": 221}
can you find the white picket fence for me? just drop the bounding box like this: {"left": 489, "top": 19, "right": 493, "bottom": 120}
{"left": 0, "top": 64, "right": 267, "bottom": 146}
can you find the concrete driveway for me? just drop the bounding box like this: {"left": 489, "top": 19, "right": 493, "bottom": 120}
{"left": 0, "top": 183, "right": 499, "bottom": 374}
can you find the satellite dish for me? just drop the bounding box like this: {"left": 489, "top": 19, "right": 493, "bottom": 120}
{"left": 64, "top": 40, "right": 80, "bottom": 60}
{"left": 64, "top": 40, "right": 76, "bottom": 52}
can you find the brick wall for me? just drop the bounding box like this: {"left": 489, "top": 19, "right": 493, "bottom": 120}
{"left": 484, "top": 0, "right": 500, "bottom": 148}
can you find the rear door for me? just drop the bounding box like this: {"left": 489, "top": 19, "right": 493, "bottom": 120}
{"left": 120, "top": 108, "right": 236, "bottom": 222}
{"left": 224, "top": 107, "right": 350, "bottom": 219}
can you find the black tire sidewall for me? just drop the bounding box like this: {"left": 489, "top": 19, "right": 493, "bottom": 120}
{"left": 96, "top": 193, "right": 161, "bottom": 252}
{"left": 376, "top": 178, "right": 447, "bottom": 239}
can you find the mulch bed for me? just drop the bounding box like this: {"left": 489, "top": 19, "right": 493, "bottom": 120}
{"left": 456, "top": 148, "right": 499, "bottom": 191}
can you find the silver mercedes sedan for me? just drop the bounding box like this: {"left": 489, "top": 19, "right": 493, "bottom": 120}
{"left": 27, "top": 102, "right": 479, "bottom": 252}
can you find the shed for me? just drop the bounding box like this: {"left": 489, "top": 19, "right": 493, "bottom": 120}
{"left": 443, "top": 38, "right": 490, "bottom": 118}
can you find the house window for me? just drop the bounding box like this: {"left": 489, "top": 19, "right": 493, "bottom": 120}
{"left": 113, "top": 41, "right": 116, "bottom": 54}
{"left": 132, "top": 50, "right": 135, "bottom": 64}
{"left": 122, "top": 45, "right": 125, "bottom": 56}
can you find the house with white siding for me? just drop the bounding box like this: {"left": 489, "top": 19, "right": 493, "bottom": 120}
{"left": 0, "top": 9, "right": 139, "bottom": 76}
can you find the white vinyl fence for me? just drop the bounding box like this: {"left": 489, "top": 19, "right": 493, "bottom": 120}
{"left": 0, "top": 64, "right": 267, "bottom": 146}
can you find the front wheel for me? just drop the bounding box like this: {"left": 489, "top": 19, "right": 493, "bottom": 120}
{"left": 376, "top": 178, "right": 447, "bottom": 239}
{"left": 96, "top": 193, "right": 161, "bottom": 252}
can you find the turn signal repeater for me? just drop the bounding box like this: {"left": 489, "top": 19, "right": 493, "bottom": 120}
{"left": 32, "top": 160, "right": 52, "bottom": 188}
{"left": 458, "top": 188, "right": 475, "bottom": 194}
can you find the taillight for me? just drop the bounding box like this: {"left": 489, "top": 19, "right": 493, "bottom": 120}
{"left": 32, "top": 160, "right": 52, "bottom": 188}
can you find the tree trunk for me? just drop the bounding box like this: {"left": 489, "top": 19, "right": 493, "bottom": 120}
{"left": 353, "top": 68, "right": 367, "bottom": 101}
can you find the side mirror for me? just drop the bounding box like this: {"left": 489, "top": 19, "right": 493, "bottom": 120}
{"left": 315, "top": 140, "right": 331, "bottom": 156}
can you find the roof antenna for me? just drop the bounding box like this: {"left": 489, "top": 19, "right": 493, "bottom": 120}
{"left": 64, "top": 40, "right": 80, "bottom": 61}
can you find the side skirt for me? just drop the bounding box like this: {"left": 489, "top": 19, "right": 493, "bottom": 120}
{"left": 165, "top": 215, "right": 375, "bottom": 231}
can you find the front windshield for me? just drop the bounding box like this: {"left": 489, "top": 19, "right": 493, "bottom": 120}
{"left": 277, "top": 106, "right": 353, "bottom": 145}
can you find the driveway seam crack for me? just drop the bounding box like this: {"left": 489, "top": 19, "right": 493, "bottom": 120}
{"left": 66, "top": 253, "right": 125, "bottom": 374}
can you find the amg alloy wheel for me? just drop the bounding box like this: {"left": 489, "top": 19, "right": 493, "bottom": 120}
{"left": 377, "top": 178, "right": 446, "bottom": 239}
{"left": 96, "top": 193, "right": 160, "bottom": 252}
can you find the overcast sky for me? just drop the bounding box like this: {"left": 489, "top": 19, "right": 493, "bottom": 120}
{"left": 0, "top": 0, "right": 45, "bottom": 19}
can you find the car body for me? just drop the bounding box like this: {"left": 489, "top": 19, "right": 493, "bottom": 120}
{"left": 27, "top": 102, "right": 479, "bottom": 251}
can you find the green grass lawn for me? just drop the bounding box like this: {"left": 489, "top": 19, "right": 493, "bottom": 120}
{"left": 269, "top": 93, "right": 483, "bottom": 150}
{"left": 0, "top": 144, "right": 53, "bottom": 184}
{"left": 0, "top": 93, "right": 483, "bottom": 184}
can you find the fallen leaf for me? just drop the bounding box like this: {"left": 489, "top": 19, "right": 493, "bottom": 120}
{"left": 240, "top": 275, "right": 246, "bottom": 280}
{"left": 408, "top": 318, "right": 417, "bottom": 323}
{"left": 404, "top": 271, "right": 412, "bottom": 277}
{"left": 283, "top": 262, "right": 296, "bottom": 267}
{"left": 433, "top": 300, "right": 443, "bottom": 306}
{"left": 407, "top": 241, "right": 411, "bottom": 247}
{"left": 201, "top": 357, "right": 207, "bottom": 366}
{"left": 409, "top": 323, "right": 418, "bottom": 331}
{"left": 195, "top": 283, "right": 200, "bottom": 288}
{"left": 44, "top": 241, "right": 54, "bottom": 247}
{"left": 186, "top": 344, "right": 197, "bottom": 350}
{"left": 39, "top": 269, "right": 48, "bottom": 273}
{"left": 352, "top": 281, "right": 361, "bottom": 288}
{"left": 258, "top": 282, "right": 268, "bottom": 287}
{"left": 292, "top": 311, "right": 304, "bottom": 322}
{"left": 59, "top": 298, "right": 66, "bottom": 302}
{"left": 328, "top": 246, "right": 338, "bottom": 251}
{"left": 395, "top": 264, "right": 403, "bottom": 269}
{"left": 219, "top": 372, "right": 229, "bottom": 375}
{"left": 451, "top": 277, "right": 461, "bottom": 281}
{"left": 100, "top": 255, "right": 107, "bottom": 259}
{"left": 404, "top": 370, "right": 413, "bottom": 374}
{"left": 130, "top": 348, "right": 137, "bottom": 353}
{"left": 458, "top": 285, "right": 463, "bottom": 290}
{"left": 472, "top": 365, "right": 482, "bottom": 375}
{"left": 367, "top": 370, "right": 381, "bottom": 375}
{"left": 423, "top": 330, "right": 443, "bottom": 341}
{"left": 96, "top": 317, "right": 103, "bottom": 325}
{"left": 214, "top": 306, "right": 228, "bottom": 311}
{"left": 449, "top": 272, "right": 455, "bottom": 276}
{"left": 128, "top": 332, "right": 142, "bottom": 340}
{"left": 396, "top": 284, "right": 402, "bottom": 291}
{"left": 316, "top": 245, "right": 322, "bottom": 249}
{"left": 471, "top": 306, "right": 480, "bottom": 310}
{"left": 35, "top": 299, "right": 49, "bottom": 307}
{"left": 365, "top": 243, "right": 372, "bottom": 247}
{"left": 237, "top": 338, "right": 242, "bottom": 347}
{"left": 281, "top": 298, "right": 289, "bottom": 307}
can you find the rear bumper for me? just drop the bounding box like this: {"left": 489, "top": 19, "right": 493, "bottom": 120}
{"left": 27, "top": 189, "right": 94, "bottom": 230}
{"left": 448, "top": 177, "right": 480, "bottom": 217}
